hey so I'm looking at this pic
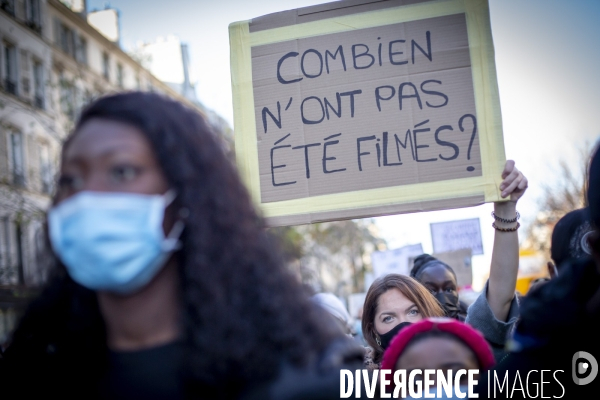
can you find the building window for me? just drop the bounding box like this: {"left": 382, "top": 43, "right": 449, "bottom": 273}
{"left": 33, "top": 61, "right": 44, "bottom": 109}
{"left": 116, "top": 63, "right": 123, "bottom": 88}
{"left": 135, "top": 75, "right": 141, "bottom": 90}
{"left": 58, "top": 23, "right": 75, "bottom": 57}
{"left": 75, "top": 35, "right": 87, "bottom": 65}
{"left": 102, "top": 52, "right": 110, "bottom": 80}
{"left": 39, "top": 143, "right": 53, "bottom": 194}
{"left": 9, "top": 131, "right": 25, "bottom": 187}
{"left": 0, "top": 217, "right": 15, "bottom": 285}
{"left": 20, "top": 50, "right": 30, "bottom": 98}
{"left": 59, "top": 73, "right": 76, "bottom": 120}
{"left": 25, "top": 0, "right": 42, "bottom": 33}
{"left": 0, "top": 218, "right": 24, "bottom": 285}
{"left": 0, "top": 0, "right": 15, "bottom": 17}
{"left": 3, "top": 43, "right": 18, "bottom": 95}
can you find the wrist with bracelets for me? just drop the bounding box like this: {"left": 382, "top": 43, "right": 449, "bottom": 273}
{"left": 491, "top": 211, "right": 520, "bottom": 231}
{"left": 492, "top": 222, "right": 520, "bottom": 232}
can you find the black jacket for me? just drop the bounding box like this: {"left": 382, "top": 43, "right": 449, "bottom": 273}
{"left": 1, "top": 316, "right": 366, "bottom": 400}
{"left": 476, "top": 258, "right": 600, "bottom": 398}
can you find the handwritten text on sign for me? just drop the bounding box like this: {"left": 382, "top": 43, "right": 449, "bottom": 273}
{"left": 251, "top": 14, "right": 481, "bottom": 203}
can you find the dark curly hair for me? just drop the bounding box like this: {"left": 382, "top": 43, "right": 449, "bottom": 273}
{"left": 410, "top": 253, "right": 457, "bottom": 282}
{"left": 5, "top": 92, "right": 341, "bottom": 397}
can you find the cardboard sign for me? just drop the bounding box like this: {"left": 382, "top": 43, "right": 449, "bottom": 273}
{"left": 432, "top": 248, "right": 473, "bottom": 288}
{"left": 230, "top": 0, "right": 506, "bottom": 226}
{"left": 371, "top": 243, "right": 424, "bottom": 278}
{"left": 430, "top": 217, "right": 483, "bottom": 255}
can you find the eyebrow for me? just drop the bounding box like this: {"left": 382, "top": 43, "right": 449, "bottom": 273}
{"left": 66, "top": 144, "right": 139, "bottom": 163}
{"left": 378, "top": 311, "right": 396, "bottom": 317}
{"left": 423, "top": 280, "right": 454, "bottom": 286}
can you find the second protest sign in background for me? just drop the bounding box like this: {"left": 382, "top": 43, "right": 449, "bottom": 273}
{"left": 230, "top": 0, "right": 506, "bottom": 226}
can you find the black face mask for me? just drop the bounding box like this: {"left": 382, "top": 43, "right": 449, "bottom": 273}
{"left": 377, "top": 321, "right": 412, "bottom": 350}
{"left": 434, "top": 292, "right": 460, "bottom": 319}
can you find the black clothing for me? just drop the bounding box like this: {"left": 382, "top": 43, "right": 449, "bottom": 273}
{"left": 1, "top": 329, "right": 365, "bottom": 399}
{"left": 98, "top": 341, "right": 185, "bottom": 400}
{"left": 475, "top": 258, "right": 600, "bottom": 398}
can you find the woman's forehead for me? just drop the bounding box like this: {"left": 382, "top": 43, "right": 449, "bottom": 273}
{"left": 377, "top": 288, "right": 414, "bottom": 312}
{"left": 396, "top": 336, "right": 477, "bottom": 369}
{"left": 419, "top": 263, "right": 455, "bottom": 282}
{"left": 66, "top": 119, "right": 152, "bottom": 161}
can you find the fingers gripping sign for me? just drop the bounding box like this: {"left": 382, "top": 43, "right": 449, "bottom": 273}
{"left": 499, "top": 160, "right": 528, "bottom": 202}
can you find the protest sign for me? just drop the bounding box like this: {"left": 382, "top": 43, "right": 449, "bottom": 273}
{"left": 430, "top": 217, "right": 483, "bottom": 255}
{"left": 371, "top": 243, "right": 423, "bottom": 278}
{"left": 432, "top": 248, "right": 473, "bottom": 288}
{"left": 230, "top": 0, "right": 506, "bottom": 226}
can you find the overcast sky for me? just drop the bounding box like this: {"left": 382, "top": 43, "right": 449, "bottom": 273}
{"left": 87, "top": 0, "right": 600, "bottom": 289}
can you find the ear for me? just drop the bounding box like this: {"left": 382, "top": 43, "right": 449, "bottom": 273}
{"left": 588, "top": 230, "right": 600, "bottom": 254}
{"left": 588, "top": 231, "right": 600, "bottom": 273}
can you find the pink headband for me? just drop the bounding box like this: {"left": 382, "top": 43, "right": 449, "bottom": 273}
{"left": 381, "top": 317, "right": 496, "bottom": 371}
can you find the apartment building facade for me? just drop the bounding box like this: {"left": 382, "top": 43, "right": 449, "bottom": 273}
{"left": 0, "top": 0, "right": 218, "bottom": 344}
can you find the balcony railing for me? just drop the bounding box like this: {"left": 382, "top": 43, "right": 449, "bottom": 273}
{"left": 25, "top": 20, "right": 42, "bottom": 34}
{"left": 0, "top": 1, "right": 15, "bottom": 17}
{"left": 0, "top": 266, "right": 18, "bottom": 286}
{"left": 4, "top": 78, "right": 17, "bottom": 95}
{"left": 34, "top": 95, "right": 44, "bottom": 109}
{"left": 12, "top": 171, "right": 25, "bottom": 188}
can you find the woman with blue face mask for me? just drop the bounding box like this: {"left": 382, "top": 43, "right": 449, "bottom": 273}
{"left": 0, "top": 92, "right": 364, "bottom": 399}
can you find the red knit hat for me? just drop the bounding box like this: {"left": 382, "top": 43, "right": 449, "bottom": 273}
{"left": 381, "top": 317, "right": 496, "bottom": 371}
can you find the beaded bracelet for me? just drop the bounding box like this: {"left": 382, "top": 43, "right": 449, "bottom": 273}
{"left": 492, "top": 222, "right": 520, "bottom": 232}
{"left": 491, "top": 211, "right": 520, "bottom": 224}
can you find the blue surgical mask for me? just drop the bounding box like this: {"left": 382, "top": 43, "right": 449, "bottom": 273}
{"left": 48, "top": 190, "right": 184, "bottom": 295}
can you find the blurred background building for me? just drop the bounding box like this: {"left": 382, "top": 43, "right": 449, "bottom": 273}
{"left": 130, "top": 34, "right": 233, "bottom": 148}
{"left": 0, "top": 0, "right": 230, "bottom": 344}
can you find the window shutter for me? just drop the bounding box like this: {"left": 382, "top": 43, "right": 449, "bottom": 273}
{"left": 53, "top": 17, "right": 61, "bottom": 46}
{"left": 20, "top": 50, "right": 31, "bottom": 100}
{"left": 15, "top": 0, "right": 26, "bottom": 20}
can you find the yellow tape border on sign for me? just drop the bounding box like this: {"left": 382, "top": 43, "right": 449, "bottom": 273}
{"left": 229, "top": 0, "right": 505, "bottom": 222}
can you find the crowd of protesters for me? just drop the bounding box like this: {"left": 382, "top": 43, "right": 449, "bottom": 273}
{"left": 0, "top": 92, "right": 598, "bottom": 398}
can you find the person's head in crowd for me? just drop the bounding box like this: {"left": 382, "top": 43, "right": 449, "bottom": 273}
{"left": 381, "top": 318, "right": 495, "bottom": 395}
{"left": 7, "top": 92, "right": 349, "bottom": 398}
{"left": 589, "top": 147, "right": 600, "bottom": 224}
{"left": 531, "top": 155, "right": 599, "bottom": 294}
{"left": 410, "top": 254, "right": 465, "bottom": 320}
{"left": 588, "top": 146, "right": 600, "bottom": 277}
{"left": 550, "top": 208, "right": 593, "bottom": 270}
{"left": 311, "top": 293, "right": 353, "bottom": 336}
{"left": 362, "top": 274, "right": 445, "bottom": 364}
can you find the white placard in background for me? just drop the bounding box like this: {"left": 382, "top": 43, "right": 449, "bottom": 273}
{"left": 347, "top": 292, "right": 367, "bottom": 319}
{"left": 430, "top": 218, "right": 483, "bottom": 255}
{"left": 371, "top": 243, "right": 424, "bottom": 279}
